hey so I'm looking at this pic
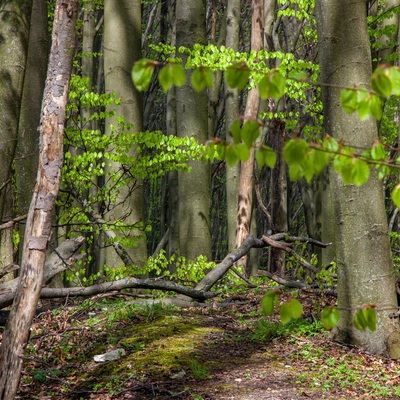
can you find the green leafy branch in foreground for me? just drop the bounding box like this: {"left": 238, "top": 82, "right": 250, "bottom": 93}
{"left": 261, "top": 290, "right": 377, "bottom": 332}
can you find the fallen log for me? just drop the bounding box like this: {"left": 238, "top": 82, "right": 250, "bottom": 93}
{"left": 0, "top": 237, "right": 85, "bottom": 309}
{"left": 39, "top": 277, "right": 219, "bottom": 302}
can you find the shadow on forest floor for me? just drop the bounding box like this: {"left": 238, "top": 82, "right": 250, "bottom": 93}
{"left": 4, "top": 289, "right": 400, "bottom": 399}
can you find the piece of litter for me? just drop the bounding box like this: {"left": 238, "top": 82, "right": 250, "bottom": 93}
{"left": 93, "top": 348, "right": 126, "bottom": 362}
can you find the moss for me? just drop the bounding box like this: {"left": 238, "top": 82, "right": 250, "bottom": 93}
{"left": 76, "top": 314, "right": 222, "bottom": 390}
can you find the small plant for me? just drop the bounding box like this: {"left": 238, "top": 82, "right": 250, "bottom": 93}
{"left": 190, "top": 359, "right": 210, "bottom": 380}
{"left": 251, "top": 318, "right": 324, "bottom": 342}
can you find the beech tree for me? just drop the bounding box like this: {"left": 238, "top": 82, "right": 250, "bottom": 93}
{"left": 316, "top": 0, "right": 400, "bottom": 356}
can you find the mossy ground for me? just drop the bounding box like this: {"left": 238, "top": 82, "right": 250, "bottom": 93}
{"left": 7, "top": 291, "right": 400, "bottom": 399}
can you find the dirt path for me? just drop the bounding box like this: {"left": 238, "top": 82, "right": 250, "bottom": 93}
{"left": 4, "top": 292, "right": 400, "bottom": 399}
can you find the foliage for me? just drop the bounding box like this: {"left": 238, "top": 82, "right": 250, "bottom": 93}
{"left": 251, "top": 318, "right": 324, "bottom": 342}
{"left": 60, "top": 75, "right": 207, "bottom": 278}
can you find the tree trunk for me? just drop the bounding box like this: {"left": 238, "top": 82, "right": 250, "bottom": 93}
{"left": 316, "top": 0, "right": 400, "bottom": 357}
{"left": 0, "top": 0, "right": 33, "bottom": 273}
{"left": 15, "top": 0, "right": 49, "bottom": 265}
{"left": 103, "top": 0, "right": 147, "bottom": 268}
{"left": 175, "top": 0, "right": 212, "bottom": 260}
{"left": 225, "top": 0, "right": 241, "bottom": 252}
{"left": 235, "top": 0, "right": 264, "bottom": 274}
{"left": 268, "top": 118, "right": 288, "bottom": 275}
{"left": 0, "top": 1, "right": 79, "bottom": 398}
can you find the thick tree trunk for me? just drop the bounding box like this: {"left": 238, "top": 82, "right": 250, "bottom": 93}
{"left": 316, "top": 0, "right": 400, "bottom": 357}
{"left": 0, "top": 0, "right": 33, "bottom": 273}
{"left": 15, "top": 0, "right": 49, "bottom": 266}
{"left": 0, "top": 2, "right": 79, "bottom": 398}
{"left": 235, "top": 0, "right": 264, "bottom": 274}
{"left": 104, "top": 0, "right": 147, "bottom": 269}
{"left": 175, "top": 0, "right": 212, "bottom": 260}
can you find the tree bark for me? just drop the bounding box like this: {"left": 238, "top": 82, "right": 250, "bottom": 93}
{"left": 225, "top": 0, "right": 241, "bottom": 252}
{"left": 316, "top": 0, "right": 400, "bottom": 357}
{"left": 175, "top": 0, "right": 212, "bottom": 260}
{"left": 103, "top": 0, "right": 147, "bottom": 269}
{"left": 235, "top": 0, "right": 264, "bottom": 274}
{"left": 0, "top": 2, "right": 79, "bottom": 398}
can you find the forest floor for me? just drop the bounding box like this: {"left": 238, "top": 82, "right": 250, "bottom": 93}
{"left": 4, "top": 288, "right": 400, "bottom": 399}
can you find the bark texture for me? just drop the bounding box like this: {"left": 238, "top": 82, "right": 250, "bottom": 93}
{"left": 0, "top": 2, "right": 79, "bottom": 398}
{"left": 175, "top": 0, "right": 212, "bottom": 260}
{"left": 316, "top": 0, "right": 400, "bottom": 357}
{"left": 235, "top": 0, "right": 264, "bottom": 273}
{"left": 225, "top": 0, "right": 241, "bottom": 252}
{"left": 104, "top": 0, "right": 147, "bottom": 268}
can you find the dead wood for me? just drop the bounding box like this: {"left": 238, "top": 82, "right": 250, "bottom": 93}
{"left": 38, "top": 277, "right": 219, "bottom": 302}
{"left": 0, "top": 237, "right": 85, "bottom": 309}
{"left": 196, "top": 233, "right": 330, "bottom": 292}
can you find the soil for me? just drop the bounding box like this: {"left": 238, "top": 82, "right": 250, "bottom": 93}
{"left": 2, "top": 290, "right": 400, "bottom": 399}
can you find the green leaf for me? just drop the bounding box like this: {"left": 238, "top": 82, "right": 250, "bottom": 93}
{"left": 288, "top": 298, "right": 303, "bottom": 319}
{"left": 288, "top": 70, "right": 308, "bottom": 81}
{"left": 259, "top": 71, "right": 286, "bottom": 99}
{"left": 280, "top": 303, "right": 292, "bottom": 325}
{"left": 371, "top": 65, "right": 392, "bottom": 97}
{"left": 356, "top": 90, "right": 372, "bottom": 120}
{"left": 236, "top": 143, "right": 251, "bottom": 162}
{"left": 256, "top": 146, "right": 277, "bottom": 168}
{"left": 229, "top": 120, "right": 242, "bottom": 144}
{"left": 225, "top": 61, "right": 250, "bottom": 89}
{"left": 241, "top": 120, "right": 260, "bottom": 148}
{"left": 354, "top": 306, "right": 376, "bottom": 332}
{"left": 287, "top": 163, "right": 305, "bottom": 181}
{"left": 191, "top": 67, "right": 213, "bottom": 92}
{"left": 389, "top": 66, "right": 400, "bottom": 96}
{"left": 323, "top": 135, "right": 339, "bottom": 153}
{"left": 171, "top": 63, "right": 186, "bottom": 87}
{"left": 226, "top": 145, "right": 238, "bottom": 167}
{"left": 261, "top": 291, "right": 279, "bottom": 316}
{"left": 283, "top": 138, "right": 309, "bottom": 165}
{"left": 132, "top": 59, "right": 155, "bottom": 91}
{"left": 368, "top": 94, "right": 382, "bottom": 120}
{"left": 352, "top": 159, "right": 370, "bottom": 186}
{"left": 370, "top": 141, "right": 386, "bottom": 161}
{"left": 340, "top": 88, "right": 358, "bottom": 114}
{"left": 321, "top": 307, "right": 340, "bottom": 330}
{"left": 392, "top": 183, "right": 400, "bottom": 208}
{"left": 159, "top": 64, "right": 174, "bottom": 91}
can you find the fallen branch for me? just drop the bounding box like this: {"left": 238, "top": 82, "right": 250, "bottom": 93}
{"left": 39, "top": 277, "right": 219, "bottom": 302}
{"left": 196, "top": 233, "right": 330, "bottom": 292}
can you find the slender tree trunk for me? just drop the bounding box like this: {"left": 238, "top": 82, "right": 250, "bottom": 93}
{"left": 0, "top": 2, "right": 79, "bottom": 397}
{"left": 103, "top": 0, "right": 147, "bottom": 268}
{"left": 175, "top": 0, "right": 212, "bottom": 260}
{"left": 268, "top": 118, "right": 288, "bottom": 275}
{"left": 225, "top": 0, "right": 241, "bottom": 252}
{"left": 316, "top": 0, "right": 400, "bottom": 357}
{"left": 235, "top": 0, "right": 264, "bottom": 274}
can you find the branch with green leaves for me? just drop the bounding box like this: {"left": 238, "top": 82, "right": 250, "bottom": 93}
{"left": 132, "top": 57, "right": 400, "bottom": 208}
